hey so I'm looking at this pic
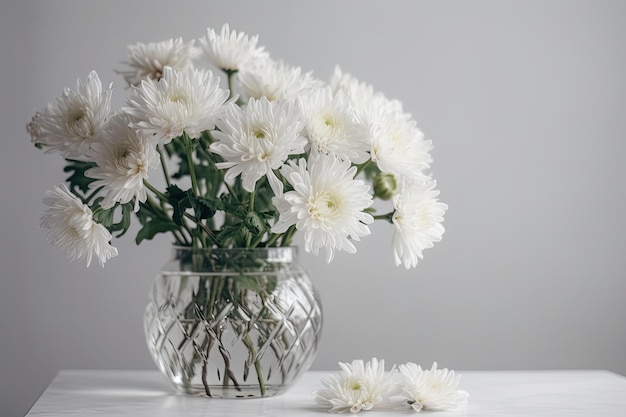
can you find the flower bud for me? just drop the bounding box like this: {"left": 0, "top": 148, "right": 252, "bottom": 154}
{"left": 373, "top": 172, "right": 397, "bottom": 200}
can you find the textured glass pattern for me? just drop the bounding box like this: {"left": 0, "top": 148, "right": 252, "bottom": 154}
{"left": 144, "top": 247, "right": 323, "bottom": 398}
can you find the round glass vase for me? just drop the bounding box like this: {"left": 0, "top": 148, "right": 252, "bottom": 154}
{"left": 143, "top": 246, "right": 323, "bottom": 398}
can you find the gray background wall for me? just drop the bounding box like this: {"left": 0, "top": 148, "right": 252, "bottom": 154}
{"left": 2, "top": 1, "right": 625, "bottom": 415}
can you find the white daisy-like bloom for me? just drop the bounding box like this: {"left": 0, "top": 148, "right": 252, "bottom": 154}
{"left": 298, "top": 86, "right": 370, "bottom": 164}
{"left": 272, "top": 155, "right": 373, "bottom": 262}
{"left": 26, "top": 111, "right": 44, "bottom": 143}
{"left": 40, "top": 184, "right": 118, "bottom": 267}
{"left": 329, "top": 66, "right": 381, "bottom": 115}
{"left": 117, "top": 37, "right": 199, "bottom": 87}
{"left": 238, "top": 59, "right": 324, "bottom": 102}
{"left": 86, "top": 113, "right": 160, "bottom": 211}
{"left": 199, "top": 23, "right": 269, "bottom": 72}
{"left": 398, "top": 362, "right": 469, "bottom": 412}
{"left": 332, "top": 67, "right": 433, "bottom": 182}
{"left": 314, "top": 358, "right": 398, "bottom": 414}
{"left": 124, "top": 66, "right": 231, "bottom": 144}
{"left": 210, "top": 97, "right": 306, "bottom": 195}
{"left": 392, "top": 180, "right": 447, "bottom": 269}
{"left": 28, "top": 71, "right": 112, "bottom": 159}
{"left": 362, "top": 97, "right": 433, "bottom": 183}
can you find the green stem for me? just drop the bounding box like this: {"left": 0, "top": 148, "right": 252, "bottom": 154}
{"left": 249, "top": 233, "right": 265, "bottom": 248}
{"left": 373, "top": 212, "right": 395, "bottom": 222}
{"left": 354, "top": 159, "right": 372, "bottom": 177}
{"left": 225, "top": 181, "right": 240, "bottom": 203}
{"left": 183, "top": 212, "right": 220, "bottom": 247}
{"left": 144, "top": 181, "right": 194, "bottom": 243}
{"left": 83, "top": 186, "right": 104, "bottom": 205}
{"left": 248, "top": 191, "right": 255, "bottom": 213}
{"left": 264, "top": 233, "right": 281, "bottom": 248}
{"left": 280, "top": 224, "right": 297, "bottom": 247}
{"left": 144, "top": 180, "right": 168, "bottom": 203}
{"left": 225, "top": 70, "right": 237, "bottom": 100}
{"left": 183, "top": 132, "right": 200, "bottom": 195}
{"left": 157, "top": 145, "right": 172, "bottom": 188}
{"left": 172, "top": 229, "right": 189, "bottom": 246}
{"left": 242, "top": 333, "right": 266, "bottom": 396}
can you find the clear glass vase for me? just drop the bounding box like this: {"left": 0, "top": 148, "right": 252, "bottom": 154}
{"left": 143, "top": 246, "right": 323, "bottom": 398}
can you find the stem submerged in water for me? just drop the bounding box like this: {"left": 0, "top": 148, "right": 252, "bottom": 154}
{"left": 243, "top": 333, "right": 267, "bottom": 396}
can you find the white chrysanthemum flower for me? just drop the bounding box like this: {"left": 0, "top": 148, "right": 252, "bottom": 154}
{"left": 392, "top": 180, "right": 447, "bottom": 269}
{"left": 86, "top": 113, "right": 160, "bottom": 211}
{"left": 330, "top": 66, "right": 381, "bottom": 114}
{"left": 238, "top": 59, "right": 323, "bottom": 102}
{"left": 40, "top": 184, "right": 118, "bottom": 267}
{"left": 361, "top": 97, "right": 432, "bottom": 183}
{"left": 398, "top": 362, "right": 469, "bottom": 412}
{"left": 272, "top": 155, "right": 373, "bottom": 262}
{"left": 314, "top": 358, "right": 398, "bottom": 414}
{"left": 28, "top": 71, "right": 112, "bottom": 159}
{"left": 124, "top": 66, "right": 231, "bottom": 144}
{"left": 331, "top": 67, "right": 432, "bottom": 182}
{"left": 199, "top": 23, "right": 269, "bottom": 72}
{"left": 298, "top": 86, "right": 370, "bottom": 164}
{"left": 26, "top": 111, "right": 44, "bottom": 143}
{"left": 117, "top": 37, "right": 199, "bottom": 86}
{"left": 210, "top": 97, "right": 306, "bottom": 194}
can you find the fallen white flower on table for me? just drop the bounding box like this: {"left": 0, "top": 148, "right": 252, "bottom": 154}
{"left": 398, "top": 362, "right": 469, "bottom": 412}
{"left": 314, "top": 358, "right": 398, "bottom": 414}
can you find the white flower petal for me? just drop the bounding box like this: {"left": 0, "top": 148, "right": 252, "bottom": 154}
{"left": 272, "top": 155, "right": 373, "bottom": 261}
{"left": 298, "top": 86, "right": 370, "bottom": 164}
{"left": 29, "top": 71, "right": 113, "bottom": 159}
{"left": 40, "top": 184, "right": 118, "bottom": 267}
{"left": 117, "top": 37, "right": 199, "bottom": 86}
{"left": 210, "top": 97, "right": 306, "bottom": 193}
{"left": 199, "top": 23, "right": 269, "bottom": 72}
{"left": 239, "top": 59, "right": 323, "bottom": 102}
{"left": 86, "top": 113, "right": 160, "bottom": 211}
{"left": 123, "top": 66, "right": 231, "bottom": 144}
{"left": 392, "top": 180, "right": 447, "bottom": 269}
{"left": 398, "top": 362, "right": 469, "bottom": 412}
{"left": 315, "top": 358, "right": 398, "bottom": 414}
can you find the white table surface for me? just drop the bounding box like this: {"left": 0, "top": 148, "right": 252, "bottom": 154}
{"left": 25, "top": 369, "right": 626, "bottom": 416}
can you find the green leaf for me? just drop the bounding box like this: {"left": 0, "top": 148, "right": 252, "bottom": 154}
{"left": 135, "top": 217, "right": 179, "bottom": 244}
{"left": 89, "top": 202, "right": 134, "bottom": 238}
{"left": 244, "top": 211, "right": 269, "bottom": 235}
{"left": 188, "top": 195, "right": 213, "bottom": 221}
{"left": 112, "top": 203, "right": 133, "bottom": 238}
{"left": 63, "top": 159, "right": 97, "bottom": 193}
{"left": 216, "top": 224, "right": 243, "bottom": 244}
{"left": 92, "top": 204, "right": 114, "bottom": 228}
{"left": 134, "top": 201, "right": 180, "bottom": 244}
{"left": 166, "top": 185, "right": 192, "bottom": 226}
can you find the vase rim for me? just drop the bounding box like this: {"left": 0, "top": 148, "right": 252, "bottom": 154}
{"left": 171, "top": 245, "right": 298, "bottom": 251}
{"left": 170, "top": 245, "right": 299, "bottom": 263}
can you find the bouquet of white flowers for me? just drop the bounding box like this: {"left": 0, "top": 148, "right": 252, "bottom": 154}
{"left": 27, "top": 23, "right": 447, "bottom": 269}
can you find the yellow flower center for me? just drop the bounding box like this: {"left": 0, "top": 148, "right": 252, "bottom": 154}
{"left": 168, "top": 93, "right": 186, "bottom": 103}
{"left": 308, "top": 192, "right": 340, "bottom": 219}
